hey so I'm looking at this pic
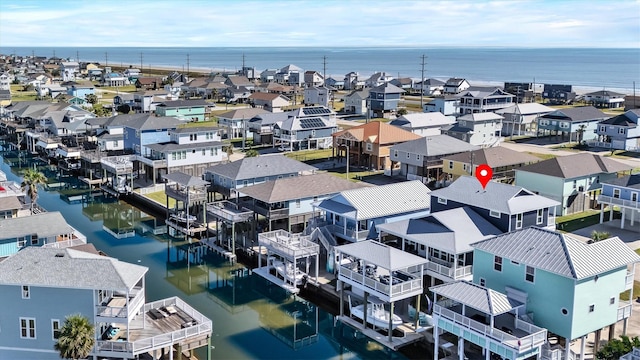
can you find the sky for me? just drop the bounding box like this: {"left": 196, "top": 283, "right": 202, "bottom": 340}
{"left": 0, "top": 0, "right": 639, "bottom": 48}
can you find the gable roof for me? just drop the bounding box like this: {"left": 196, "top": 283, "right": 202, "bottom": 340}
{"left": 540, "top": 106, "right": 607, "bottom": 122}
{"left": 205, "top": 155, "right": 316, "bottom": 180}
{"left": 472, "top": 227, "right": 640, "bottom": 279}
{"left": 163, "top": 171, "right": 210, "bottom": 187}
{"left": 601, "top": 173, "right": 640, "bottom": 189}
{"left": 124, "top": 114, "right": 183, "bottom": 131}
{"left": 495, "top": 103, "right": 555, "bottom": 116}
{"left": 370, "top": 82, "right": 405, "bottom": 94}
{"left": 217, "top": 108, "right": 269, "bottom": 120}
{"left": 249, "top": 92, "right": 290, "bottom": 101}
{"left": 443, "top": 147, "right": 541, "bottom": 168}
{"left": 458, "top": 112, "right": 504, "bottom": 122}
{"left": 0, "top": 211, "right": 75, "bottom": 239}
{"left": 431, "top": 281, "right": 516, "bottom": 315}
{"left": 389, "top": 112, "right": 456, "bottom": 129}
{"left": 0, "top": 247, "right": 148, "bottom": 290}
{"left": 333, "top": 121, "right": 421, "bottom": 145}
{"left": 238, "top": 173, "right": 369, "bottom": 203}
{"left": 430, "top": 176, "right": 560, "bottom": 214}
{"left": 336, "top": 240, "right": 427, "bottom": 270}
{"left": 516, "top": 153, "right": 632, "bottom": 179}
{"left": 599, "top": 110, "right": 640, "bottom": 126}
{"left": 319, "top": 180, "right": 430, "bottom": 220}
{"left": 157, "top": 99, "right": 210, "bottom": 108}
{"left": 390, "top": 134, "right": 479, "bottom": 157}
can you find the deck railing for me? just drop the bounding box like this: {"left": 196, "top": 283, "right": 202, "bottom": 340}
{"left": 258, "top": 230, "right": 319, "bottom": 258}
{"left": 598, "top": 195, "right": 640, "bottom": 210}
{"left": 339, "top": 265, "right": 422, "bottom": 299}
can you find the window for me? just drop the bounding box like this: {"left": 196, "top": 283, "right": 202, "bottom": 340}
{"left": 494, "top": 256, "right": 502, "bottom": 272}
{"left": 30, "top": 234, "right": 38, "bottom": 246}
{"left": 394, "top": 150, "right": 398, "bottom": 158}
{"left": 416, "top": 154, "right": 421, "bottom": 161}
{"left": 202, "top": 149, "right": 206, "bottom": 156}
{"left": 536, "top": 209, "right": 543, "bottom": 224}
{"left": 296, "top": 199, "right": 301, "bottom": 208}
{"left": 52, "top": 320, "right": 60, "bottom": 340}
{"left": 511, "top": 260, "right": 520, "bottom": 265}
{"left": 22, "top": 285, "right": 30, "bottom": 299}
{"left": 17, "top": 237, "right": 26, "bottom": 248}
{"left": 561, "top": 308, "right": 568, "bottom": 315}
{"left": 112, "top": 140, "right": 119, "bottom": 147}
{"left": 406, "top": 152, "right": 410, "bottom": 159}
{"left": 479, "top": 278, "right": 486, "bottom": 287}
{"left": 448, "top": 161, "right": 453, "bottom": 170}
{"left": 613, "top": 188, "right": 621, "bottom": 199}
{"left": 20, "top": 318, "right": 36, "bottom": 339}
{"left": 525, "top": 265, "right": 535, "bottom": 283}
{"left": 172, "top": 152, "right": 176, "bottom": 160}
{"left": 619, "top": 128, "right": 626, "bottom": 135}
{"left": 572, "top": 180, "right": 577, "bottom": 189}
{"left": 588, "top": 304, "right": 595, "bottom": 313}
{"left": 366, "top": 143, "right": 373, "bottom": 151}
{"left": 463, "top": 163, "right": 467, "bottom": 172}
{"left": 489, "top": 210, "right": 500, "bottom": 218}
{"left": 437, "top": 197, "right": 447, "bottom": 205}
{"left": 243, "top": 180, "right": 248, "bottom": 187}
{"left": 515, "top": 213, "right": 523, "bottom": 229}
{"left": 599, "top": 126, "right": 605, "bottom": 132}
{"left": 610, "top": 297, "right": 616, "bottom": 305}
{"left": 633, "top": 193, "right": 638, "bottom": 202}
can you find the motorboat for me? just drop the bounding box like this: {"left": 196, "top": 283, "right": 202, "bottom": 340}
{"left": 348, "top": 295, "right": 402, "bottom": 330}
{"left": 269, "top": 258, "right": 307, "bottom": 286}
{"left": 408, "top": 303, "right": 433, "bottom": 327}
{"left": 170, "top": 211, "right": 197, "bottom": 224}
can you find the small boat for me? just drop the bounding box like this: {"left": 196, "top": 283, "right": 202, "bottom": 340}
{"left": 408, "top": 303, "right": 433, "bottom": 327}
{"left": 170, "top": 212, "right": 197, "bottom": 224}
{"left": 270, "top": 258, "right": 307, "bottom": 286}
{"left": 348, "top": 295, "right": 402, "bottom": 330}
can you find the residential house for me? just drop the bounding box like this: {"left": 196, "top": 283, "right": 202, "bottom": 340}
{"left": 36, "top": 84, "right": 67, "bottom": 99}
{"left": 584, "top": 90, "right": 625, "bottom": 108}
{"left": 504, "top": 82, "right": 535, "bottom": 103}
{"left": 515, "top": 153, "right": 633, "bottom": 215}
{"left": 430, "top": 176, "right": 561, "bottom": 232}
{"left": 145, "top": 126, "right": 226, "bottom": 178}
{"left": 597, "top": 174, "right": 640, "bottom": 229}
{"left": 542, "top": 84, "right": 576, "bottom": 104}
{"left": 132, "top": 90, "right": 167, "bottom": 113}
{"left": 65, "top": 82, "right": 96, "bottom": 100}
{"left": 274, "top": 106, "right": 337, "bottom": 151}
{"left": 389, "top": 134, "right": 478, "bottom": 182}
{"left": 224, "top": 75, "right": 253, "bottom": 90}
{"left": 389, "top": 77, "right": 415, "bottom": 92}
{"left": 204, "top": 155, "right": 317, "bottom": 199}
{"left": 442, "top": 147, "right": 541, "bottom": 182}
{"left": 332, "top": 121, "right": 421, "bottom": 170}
{"left": 364, "top": 72, "right": 393, "bottom": 88}
{"left": 368, "top": 82, "right": 404, "bottom": 118}
{"left": 260, "top": 69, "right": 278, "bottom": 83}
{"left": 0, "top": 89, "right": 11, "bottom": 108}
{"left": 238, "top": 66, "right": 257, "bottom": 80}
{"left": 430, "top": 280, "right": 548, "bottom": 360}
{"left": 249, "top": 92, "right": 291, "bottom": 112}
{"left": 87, "top": 115, "right": 126, "bottom": 153}
{"left": 247, "top": 111, "right": 289, "bottom": 145}
{"left": 624, "top": 95, "right": 640, "bottom": 111}
{"left": 324, "top": 76, "right": 344, "bottom": 90}
{"left": 102, "top": 71, "right": 127, "bottom": 87}
{"left": 217, "top": 108, "right": 269, "bottom": 139}
{"left": 304, "top": 71, "right": 324, "bottom": 87}
{"left": 112, "top": 93, "right": 136, "bottom": 110}
{"left": 456, "top": 86, "right": 515, "bottom": 115}
{"left": 424, "top": 96, "right": 459, "bottom": 116}
{"left": 312, "top": 180, "right": 431, "bottom": 243}
{"left": 343, "top": 89, "right": 370, "bottom": 115}
{"left": 0, "top": 212, "right": 86, "bottom": 259}
{"left": 60, "top": 61, "right": 79, "bottom": 81}
{"left": 495, "top": 102, "right": 555, "bottom": 136}
{"left": 222, "top": 86, "right": 252, "bottom": 104}
{"left": 0, "top": 72, "right": 12, "bottom": 90}
{"left": 472, "top": 227, "right": 639, "bottom": 360}
{"left": 239, "top": 172, "right": 368, "bottom": 232}
{"left": 123, "top": 68, "right": 140, "bottom": 79}
{"left": 377, "top": 207, "right": 502, "bottom": 284}
{"left": 154, "top": 99, "right": 210, "bottom": 122}
{"left": 443, "top": 78, "right": 470, "bottom": 94}
{"left": 303, "top": 86, "right": 330, "bottom": 107}
{"left": 343, "top": 71, "right": 361, "bottom": 90}
{"left": 0, "top": 247, "right": 212, "bottom": 360}
{"left": 389, "top": 112, "right": 456, "bottom": 136}
{"left": 275, "top": 64, "right": 303, "bottom": 86}
{"left": 417, "top": 78, "right": 445, "bottom": 96}
{"left": 135, "top": 77, "right": 162, "bottom": 90}
{"left": 444, "top": 112, "right": 503, "bottom": 147}
{"left": 536, "top": 106, "right": 607, "bottom": 142}
{"left": 592, "top": 109, "right": 640, "bottom": 151}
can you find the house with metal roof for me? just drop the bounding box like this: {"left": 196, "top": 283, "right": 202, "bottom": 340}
{"left": 217, "top": 107, "right": 269, "bottom": 139}
{"left": 444, "top": 112, "right": 504, "bottom": 147}
{"left": 0, "top": 211, "right": 87, "bottom": 258}
{"left": 597, "top": 173, "right": 640, "bottom": 229}
{"left": 584, "top": 90, "right": 625, "bottom": 109}
{"left": 495, "top": 102, "right": 555, "bottom": 136}
{"left": 249, "top": 92, "right": 291, "bottom": 112}
{"left": 238, "top": 172, "right": 369, "bottom": 233}
{"left": 457, "top": 86, "right": 515, "bottom": 115}
{"left": 313, "top": 180, "right": 431, "bottom": 243}
{"left": 536, "top": 106, "right": 607, "bottom": 142}
{"left": 471, "top": 226, "right": 639, "bottom": 360}
{"left": 389, "top": 112, "right": 456, "bottom": 137}
{"left": 154, "top": 99, "right": 211, "bottom": 122}
{"left": 247, "top": 111, "right": 289, "bottom": 145}
{"left": 431, "top": 280, "right": 547, "bottom": 360}
{"left": 368, "top": 82, "right": 404, "bottom": 118}
{"left": 417, "top": 78, "right": 445, "bottom": 96}
{"left": 514, "top": 153, "right": 633, "bottom": 215}
{"left": 430, "top": 176, "right": 561, "bottom": 232}
{"left": 591, "top": 109, "right": 640, "bottom": 151}
{"left": 273, "top": 106, "right": 337, "bottom": 152}
{"left": 389, "top": 134, "right": 478, "bottom": 184}
{"left": 442, "top": 146, "right": 541, "bottom": 183}
{"left": 343, "top": 88, "right": 370, "bottom": 115}
{"left": 333, "top": 121, "right": 421, "bottom": 171}
{"left": 443, "top": 78, "right": 470, "bottom": 95}
{"left": 204, "top": 155, "right": 317, "bottom": 199}
{"left": 377, "top": 206, "right": 502, "bottom": 284}
{"left": 163, "top": 171, "right": 209, "bottom": 239}
{"left": 0, "top": 247, "right": 212, "bottom": 360}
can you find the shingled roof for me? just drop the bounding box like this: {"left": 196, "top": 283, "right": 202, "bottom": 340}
{"left": 516, "top": 153, "right": 632, "bottom": 179}
{"left": 333, "top": 121, "right": 421, "bottom": 145}
{"left": 443, "top": 147, "right": 541, "bottom": 168}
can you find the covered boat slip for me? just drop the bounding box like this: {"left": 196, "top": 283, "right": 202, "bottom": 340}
{"left": 254, "top": 229, "right": 320, "bottom": 293}
{"left": 335, "top": 240, "right": 430, "bottom": 350}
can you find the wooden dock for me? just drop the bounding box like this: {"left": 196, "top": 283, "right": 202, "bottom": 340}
{"left": 201, "top": 238, "right": 237, "bottom": 263}
{"left": 337, "top": 315, "right": 428, "bottom": 351}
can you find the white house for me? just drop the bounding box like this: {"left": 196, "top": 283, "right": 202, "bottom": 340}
{"left": 344, "top": 89, "right": 370, "bottom": 115}
{"left": 389, "top": 112, "right": 456, "bottom": 136}
{"left": 445, "top": 112, "right": 503, "bottom": 147}
{"left": 303, "top": 86, "right": 330, "bottom": 107}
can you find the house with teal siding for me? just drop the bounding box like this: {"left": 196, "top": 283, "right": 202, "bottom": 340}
{"left": 471, "top": 226, "right": 639, "bottom": 360}
{"left": 155, "top": 99, "right": 211, "bottom": 122}
{"left": 0, "top": 247, "right": 212, "bottom": 360}
{"left": 0, "top": 212, "right": 86, "bottom": 259}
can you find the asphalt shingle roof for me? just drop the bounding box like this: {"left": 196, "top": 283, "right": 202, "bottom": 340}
{"left": 472, "top": 227, "right": 640, "bottom": 279}
{"left": 442, "top": 147, "right": 541, "bottom": 168}
{"left": 163, "top": 171, "right": 210, "bottom": 187}
{"left": 541, "top": 106, "right": 607, "bottom": 122}
{"left": 601, "top": 174, "right": 640, "bottom": 189}
{"left": 516, "top": 153, "right": 632, "bottom": 179}
{"left": 391, "top": 135, "right": 479, "bottom": 157}
{"left": 205, "top": 155, "right": 317, "bottom": 181}
{"left": 0, "top": 212, "right": 74, "bottom": 239}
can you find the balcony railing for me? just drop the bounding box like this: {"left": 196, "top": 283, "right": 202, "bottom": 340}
{"left": 426, "top": 260, "right": 472, "bottom": 280}
{"left": 165, "top": 186, "right": 207, "bottom": 203}
{"left": 618, "top": 301, "right": 632, "bottom": 321}
{"left": 434, "top": 304, "right": 547, "bottom": 353}
{"left": 339, "top": 265, "right": 422, "bottom": 300}
{"left": 95, "top": 288, "right": 144, "bottom": 320}
{"left": 258, "top": 230, "right": 319, "bottom": 259}
{"left": 626, "top": 271, "right": 634, "bottom": 290}
{"left": 326, "top": 223, "right": 369, "bottom": 241}
{"left": 598, "top": 195, "right": 640, "bottom": 210}
{"left": 206, "top": 201, "right": 254, "bottom": 222}
{"left": 240, "top": 200, "right": 289, "bottom": 218}
{"left": 136, "top": 155, "right": 167, "bottom": 168}
{"left": 101, "top": 156, "right": 135, "bottom": 174}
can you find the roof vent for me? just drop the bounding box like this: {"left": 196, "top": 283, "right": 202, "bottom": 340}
{"left": 55, "top": 253, "right": 65, "bottom": 258}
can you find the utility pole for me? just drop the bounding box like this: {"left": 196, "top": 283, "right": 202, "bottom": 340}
{"left": 242, "top": 53, "right": 246, "bottom": 76}
{"left": 76, "top": 50, "right": 79, "bottom": 62}
{"left": 140, "top": 52, "right": 143, "bottom": 76}
{"left": 105, "top": 52, "right": 108, "bottom": 67}
{"left": 323, "top": 55, "right": 327, "bottom": 85}
{"left": 420, "top": 54, "right": 427, "bottom": 110}
{"left": 186, "top": 53, "right": 190, "bottom": 81}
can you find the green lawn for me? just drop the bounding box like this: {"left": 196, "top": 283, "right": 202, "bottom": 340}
{"left": 285, "top": 148, "right": 334, "bottom": 162}
{"left": 142, "top": 191, "right": 174, "bottom": 208}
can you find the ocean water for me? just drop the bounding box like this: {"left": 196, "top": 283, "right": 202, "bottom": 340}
{"left": 2, "top": 46, "right": 639, "bottom": 93}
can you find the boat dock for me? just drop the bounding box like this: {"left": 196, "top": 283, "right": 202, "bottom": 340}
{"left": 337, "top": 315, "right": 429, "bottom": 351}
{"left": 201, "top": 237, "right": 237, "bottom": 263}
{"left": 252, "top": 266, "right": 301, "bottom": 294}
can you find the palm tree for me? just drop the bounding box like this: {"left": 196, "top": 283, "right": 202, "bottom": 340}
{"left": 20, "top": 168, "right": 47, "bottom": 213}
{"left": 54, "top": 314, "right": 95, "bottom": 360}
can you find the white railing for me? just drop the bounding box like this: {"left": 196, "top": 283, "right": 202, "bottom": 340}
{"left": 626, "top": 271, "right": 634, "bottom": 290}
{"left": 339, "top": 265, "right": 422, "bottom": 298}
{"left": 136, "top": 155, "right": 167, "bottom": 168}
{"left": 137, "top": 183, "right": 166, "bottom": 195}
{"left": 618, "top": 302, "right": 632, "bottom": 321}
{"left": 426, "top": 261, "right": 472, "bottom": 280}
{"left": 548, "top": 215, "right": 556, "bottom": 226}
{"left": 258, "top": 230, "right": 319, "bottom": 258}
{"left": 326, "top": 223, "right": 370, "bottom": 241}
{"left": 598, "top": 195, "right": 640, "bottom": 210}
{"left": 165, "top": 186, "right": 207, "bottom": 202}
{"left": 588, "top": 141, "right": 614, "bottom": 149}
{"left": 434, "top": 304, "right": 546, "bottom": 353}
{"left": 42, "top": 238, "right": 86, "bottom": 249}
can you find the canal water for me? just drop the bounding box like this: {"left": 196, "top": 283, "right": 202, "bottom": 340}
{"left": 0, "top": 150, "right": 420, "bottom": 360}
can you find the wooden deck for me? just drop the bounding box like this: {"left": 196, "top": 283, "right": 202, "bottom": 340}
{"left": 337, "top": 315, "right": 428, "bottom": 351}
{"left": 126, "top": 307, "right": 198, "bottom": 343}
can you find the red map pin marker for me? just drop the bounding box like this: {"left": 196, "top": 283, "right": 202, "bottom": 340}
{"left": 475, "top": 164, "right": 492, "bottom": 189}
